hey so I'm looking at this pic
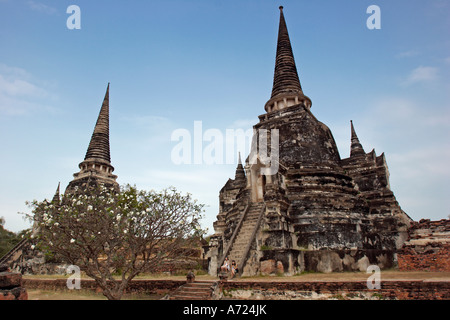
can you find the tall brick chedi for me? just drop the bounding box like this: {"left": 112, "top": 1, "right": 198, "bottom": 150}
{"left": 66, "top": 83, "right": 119, "bottom": 193}
{"left": 207, "top": 7, "right": 412, "bottom": 276}
{"left": 0, "top": 84, "right": 120, "bottom": 274}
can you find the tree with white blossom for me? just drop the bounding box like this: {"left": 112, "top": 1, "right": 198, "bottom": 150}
{"left": 25, "top": 184, "right": 205, "bottom": 300}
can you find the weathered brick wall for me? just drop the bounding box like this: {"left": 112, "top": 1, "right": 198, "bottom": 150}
{"left": 398, "top": 219, "right": 450, "bottom": 272}
{"left": 23, "top": 278, "right": 185, "bottom": 296}
{"left": 22, "top": 278, "right": 450, "bottom": 300}
{"left": 0, "top": 270, "right": 28, "bottom": 300}
{"left": 221, "top": 280, "right": 450, "bottom": 300}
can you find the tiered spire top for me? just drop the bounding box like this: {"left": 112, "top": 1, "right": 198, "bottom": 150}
{"left": 271, "top": 6, "right": 303, "bottom": 99}
{"left": 66, "top": 83, "right": 118, "bottom": 194}
{"left": 85, "top": 83, "right": 111, "bottom": 163}
{"left": 350, "top": 120, "right": 366, "bottom": 157}
{"left": 264, "top": 6, "right": 311, "bottom": 112}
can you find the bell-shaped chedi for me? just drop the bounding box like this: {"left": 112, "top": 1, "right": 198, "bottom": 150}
{"left": 206, "top": 7, "right": 411, "bottom": 277}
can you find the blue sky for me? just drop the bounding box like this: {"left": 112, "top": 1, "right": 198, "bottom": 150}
{"left": 0, "top": 0, "right": 449, "bottom": 233}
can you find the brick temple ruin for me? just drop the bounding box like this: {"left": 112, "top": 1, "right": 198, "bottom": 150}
{"left": 205, "top": 7, "right": 415, "bottom": 276}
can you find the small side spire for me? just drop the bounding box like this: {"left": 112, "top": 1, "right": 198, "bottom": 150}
{"left": 235, "top": 152, "right": 246, "bottom": 181}
{"left": 52, "top": 182, "right": 60, "bottom": 203}
{"left": 350, "top": 120, "right": 366, "bottom": 157}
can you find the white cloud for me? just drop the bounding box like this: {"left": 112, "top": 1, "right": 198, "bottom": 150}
{"left": 27, "top": 1, "right": 58, "bottom": 15}
{"left": 395, "top": 50, "right": 419, "bottom": 58}
{"left": 0, "top": 74, "right": 47, "bottom": 97}
{"left": 402, "top": 66, "right": 438, "bottom": 85}
{"left": 0, "top": 63, "right": 56, "bottom": 115}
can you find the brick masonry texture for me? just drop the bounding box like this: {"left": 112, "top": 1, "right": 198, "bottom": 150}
{"left": 398, "top": 219, "right": 450, "bottom": 272}
{"left": 22, "top": 278, "right": 450, "bottom": 300}
{"left": 0, "top": 271, "right": 28, "bottom": 300}
{"left": 221, "top": 280, "right": 450, "bottom": 300}
{"left": 23, "top": 278, "right": 185, "bottom": 296}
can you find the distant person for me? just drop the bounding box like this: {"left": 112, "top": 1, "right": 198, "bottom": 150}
{"left": 231, "top": 260, "right": 239, "bottom": 278}
{"left": 220, "top": 257, "right": 230, "bottom": 273}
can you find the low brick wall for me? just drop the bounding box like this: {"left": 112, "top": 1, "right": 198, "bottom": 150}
{"left": 221, "top": 280, "right": 450, "bottom": 300}
{"left": 23, "top": 278, "right": 185, "bottom": 296}
{"left": 22, "top": 278, "right": 450, "bottom": 300}
{"left": 0, "top": 272, "right": 28, "bottom": 300}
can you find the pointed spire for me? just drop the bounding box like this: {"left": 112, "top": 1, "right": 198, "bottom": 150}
{"left": 350, "top": 120, "right": 366, "bottom": 157}
{"left": 271, "top": 6, "right": 302, "bottom": 99}
{"left": 52, "top": 182, "right": 60, "bottom": 203}
{"left": 265, "top": 6, "right": 311, "bottom": 112}
{"left": 85, "top": 83, "right": 111, "bottom": 163}
{"left": 66, "top": 83, "right": 118, "bottom": 194}
{"left": 235, "top": 152, "right": 246, "bottom": 181}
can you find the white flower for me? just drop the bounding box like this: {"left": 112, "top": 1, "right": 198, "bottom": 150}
{"left": 146, "top": 208, "right": 150, "bottom": 212}
{"left": 54, "top": 222, "right": 59, "bottom": 226}
{"left": 123, "top": 229, "right": 128, "bottom": 234}
{"left": 70, "top": 238, "right": 76, "bottom": 243}
{"left": 30, "top": 245, "right": 35, "bottom": 250}
{"left": 87, "top": 205, "right": 93, "bottom": 211}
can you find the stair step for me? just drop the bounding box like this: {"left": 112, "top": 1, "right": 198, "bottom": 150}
{"left": 170, "top": 295, "right": 210, "bottom": 300}
{"left": 167, "top": 281, "right": 219, "bottom": 300}
{"left": 185, "top": 282, "right": 213, "bottom": 286}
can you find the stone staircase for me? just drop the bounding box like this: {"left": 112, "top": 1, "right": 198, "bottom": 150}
{"left": 167, "top": 280, "right": 219, "bottom": 300}
{"left": 0, "top": 238, "right": 29, "bottom": 266}
{"left": 227, "top": 202, "right": 264, "bottom": 274}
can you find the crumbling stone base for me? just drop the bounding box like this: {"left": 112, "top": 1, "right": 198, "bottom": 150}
{"left": 0, "top": 267, "right": 28, "bottom": 300}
